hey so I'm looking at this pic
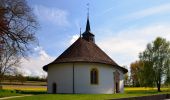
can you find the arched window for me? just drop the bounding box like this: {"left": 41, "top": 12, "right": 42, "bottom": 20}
{"left": 90, "top": 68, "right": 98, "bottom": 84}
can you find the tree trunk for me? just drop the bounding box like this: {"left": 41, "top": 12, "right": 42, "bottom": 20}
{"left": 157, "top": 81, "right": 161, "bottom": 92}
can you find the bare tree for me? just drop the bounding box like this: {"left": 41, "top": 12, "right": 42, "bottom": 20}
{"left": 0, "top": 47, "right": 20, "bottom": 84}
{"left": 0, "top": 0, "right": 38, "bottom": 56}
{"left": 0, "top": 0, "right": 38, "bottom": 84}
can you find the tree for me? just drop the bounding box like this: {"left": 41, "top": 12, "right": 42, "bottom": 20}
{"left": 0, "top": 0, "right": 38, "bottom": 82}
{"left": 139, "top": 37, "right": 170, "bottom": 92}
{"left": 130, "top": 61, "right": 142, "bottom": 87}
{"left": 124, "top": 73, "right": 130, "bottom": 86}
{"left": 0, "top": 47, "right": 20, "bottom": 83}
{"left": 0, "top": 0, "right": 38, "bottom": 55}
{"left": 15, "top": 73, "right": 26, "bottom": 85}
{"left": 165, "top": 60, "right": 170, "bottom": 85}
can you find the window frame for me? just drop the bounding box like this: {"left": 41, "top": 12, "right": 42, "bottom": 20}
{"left": 90, "top": 68, "right": 99, "bottom": 85}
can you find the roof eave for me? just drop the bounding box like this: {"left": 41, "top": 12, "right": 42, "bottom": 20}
{"left": 42, "top": 61, "right": 128, "bottom": 73}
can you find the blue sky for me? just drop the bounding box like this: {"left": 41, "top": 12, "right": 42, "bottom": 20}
{"left": 21, "top": 0, "right": 170, "bottom": 77}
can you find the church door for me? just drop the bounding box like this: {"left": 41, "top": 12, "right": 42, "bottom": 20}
{"left": 52, "top": 83, "right": 57, "bottom": 93}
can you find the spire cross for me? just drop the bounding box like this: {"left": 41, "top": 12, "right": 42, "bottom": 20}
{"left": 87, "top": 3, "right": 90, "bottom": 18}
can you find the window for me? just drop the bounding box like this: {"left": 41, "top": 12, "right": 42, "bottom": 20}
{"left": 90, "top": 68, "right": 98, "bottom": 84}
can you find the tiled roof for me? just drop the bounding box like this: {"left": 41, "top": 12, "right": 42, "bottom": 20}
{"left": 43, "top": 37, "right": 128, "bottom": 73}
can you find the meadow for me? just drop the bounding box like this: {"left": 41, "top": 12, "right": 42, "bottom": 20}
{"left": 0, "top": 81, "right": 46, "bottom": 98}
{"left": 0, "top": 86, "right": 170, "bottom": 100}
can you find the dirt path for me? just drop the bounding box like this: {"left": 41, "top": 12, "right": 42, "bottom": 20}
{"left": 0, "top": 95, "right": 32, "bottom": 100}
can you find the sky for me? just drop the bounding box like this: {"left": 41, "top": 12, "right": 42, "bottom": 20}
{"left": 21, "top": 0, "right": 170, "bottom": 77}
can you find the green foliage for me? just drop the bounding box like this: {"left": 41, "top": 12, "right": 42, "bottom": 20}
{"left": 1, "top": 75, "right": 46, "bottom": 84}
{"left": 124, "top": 73, "right": 130, "bottom": 86}
{"left": 139, "top": 37, "right": 170, "bottom": 91}
{"left": 165, "top": 63, "right": 170, "bottom": 85}
{"left": 25, "top": 76, "right": 46, "bottom": 82}
{"left": 130, "top": 61, "right": 142, "bottom": 87}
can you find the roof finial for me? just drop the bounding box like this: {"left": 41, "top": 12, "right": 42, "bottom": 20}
{"left": 87, "top": 3, "right": 90, "bottom": 19}
{"left": 80, "top": 27, "right": 81, "bottom": 38}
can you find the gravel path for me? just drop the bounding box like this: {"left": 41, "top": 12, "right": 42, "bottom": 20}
{"left": 0, "top": 95, "right": 32, "bottom": 100}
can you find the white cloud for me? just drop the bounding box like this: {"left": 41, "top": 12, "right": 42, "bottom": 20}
{"left": 69, "top": 34, "right": 79, "bottom": 44}
{"left": 34, "top": 5, "right": 69, "bottom": 26}
{"left": 20, "top": 34, "right": 79, "bottom": 77}
{"left": 97, "top": 24, "right": 170, "bottom": 69}
{"left": 20, "top": 46, "right": 55, "bottom": 77}
{"left": 124, "top": 3, "right": 170, "bottom": 20}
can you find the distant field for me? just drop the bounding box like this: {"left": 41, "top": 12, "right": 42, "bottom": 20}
{"left": 2, "top": 85, "right": 47, "bottom": 91}
{"left": 1, "top": 81, "right": 47, "bottom": 86}
{"left": 1, "top": 81, "right": 47, "bottom": 91}
{"left": 125, "top": 87, "right": 170, "bottom": 92}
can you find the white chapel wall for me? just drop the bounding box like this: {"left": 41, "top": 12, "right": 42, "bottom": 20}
{"left": 118, "top": 70, "right": 124, "bottom": 93}
{"left": 47, "top": 63, "right": 73, "bottom": 93}
{"left": 74, "top": 63, "right": 115, "bottom": 94}
{"left": 47, "top": 63, "right": 125, "bottom": 94}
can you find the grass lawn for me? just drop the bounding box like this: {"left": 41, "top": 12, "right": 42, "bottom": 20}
{"left": 0, "top": 87, "right": 168, "bottom": 100}
{"left": 0, "top": 84, "right": 46, "bottom": 98}
{"left": 0, "top": 87, "right": 169, "bottom": 100}
{"left": 0, "top": 90, "right": 23, "bottom": 98}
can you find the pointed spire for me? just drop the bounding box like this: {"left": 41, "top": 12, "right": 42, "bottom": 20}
{"left": 86, "top": 18, "right": 91, "bottom": 32}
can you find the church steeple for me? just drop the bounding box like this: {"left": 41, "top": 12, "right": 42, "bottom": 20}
{"left": 82, "top": 16, "right": 95, "bottom": 43}
{"left": 82, "top": 17, "right": 95, "bottom": 43}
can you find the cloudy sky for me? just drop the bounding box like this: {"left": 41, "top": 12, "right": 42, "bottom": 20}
{"left": 21, "top": 0, "right": 170, "bottom": 77}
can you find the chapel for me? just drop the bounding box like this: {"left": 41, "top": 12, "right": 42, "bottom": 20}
{"left": 43, "top": 16, "right": 128, "bottom": 94}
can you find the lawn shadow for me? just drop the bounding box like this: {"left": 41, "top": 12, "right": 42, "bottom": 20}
{"left": 14, "top": 90, "right": 47, "bottom": 95}
{"left": 125, "top": 90, "right": 160, "bottom": 94}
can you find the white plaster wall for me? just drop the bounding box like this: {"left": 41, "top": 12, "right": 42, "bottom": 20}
{"left": 47, "top": 63, "right": 73, "bottom": 93}
{"left": 47, "top": 63, "right": 125, "bottom": 94}
{"left": 118, "top": 70, "right": 124, "bottom": 93}
{"left": 74, "top": 63, "right": 115, "bottom": 94}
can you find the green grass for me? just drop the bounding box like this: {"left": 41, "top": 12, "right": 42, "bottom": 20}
{"left": 6, "top": 89, "right": 170, "bottom": 100}
{"left": 0, "top": 87, "right": 170, "bottom": 100}
{"left": 7, "top": 93, "right": 169, "bottom": 100}
{"left": 0, "top": 90, "right": 22, "bottom": 98}
{"left": 0, "top": 89, "right": 46, "bottom": 98}
{"left": 3, "top": 94, "right": 143, "bottom": 100}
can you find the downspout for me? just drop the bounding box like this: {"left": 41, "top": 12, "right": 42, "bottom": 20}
{"left": 73, "top": 63, "right": 75, "bottom": 94}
